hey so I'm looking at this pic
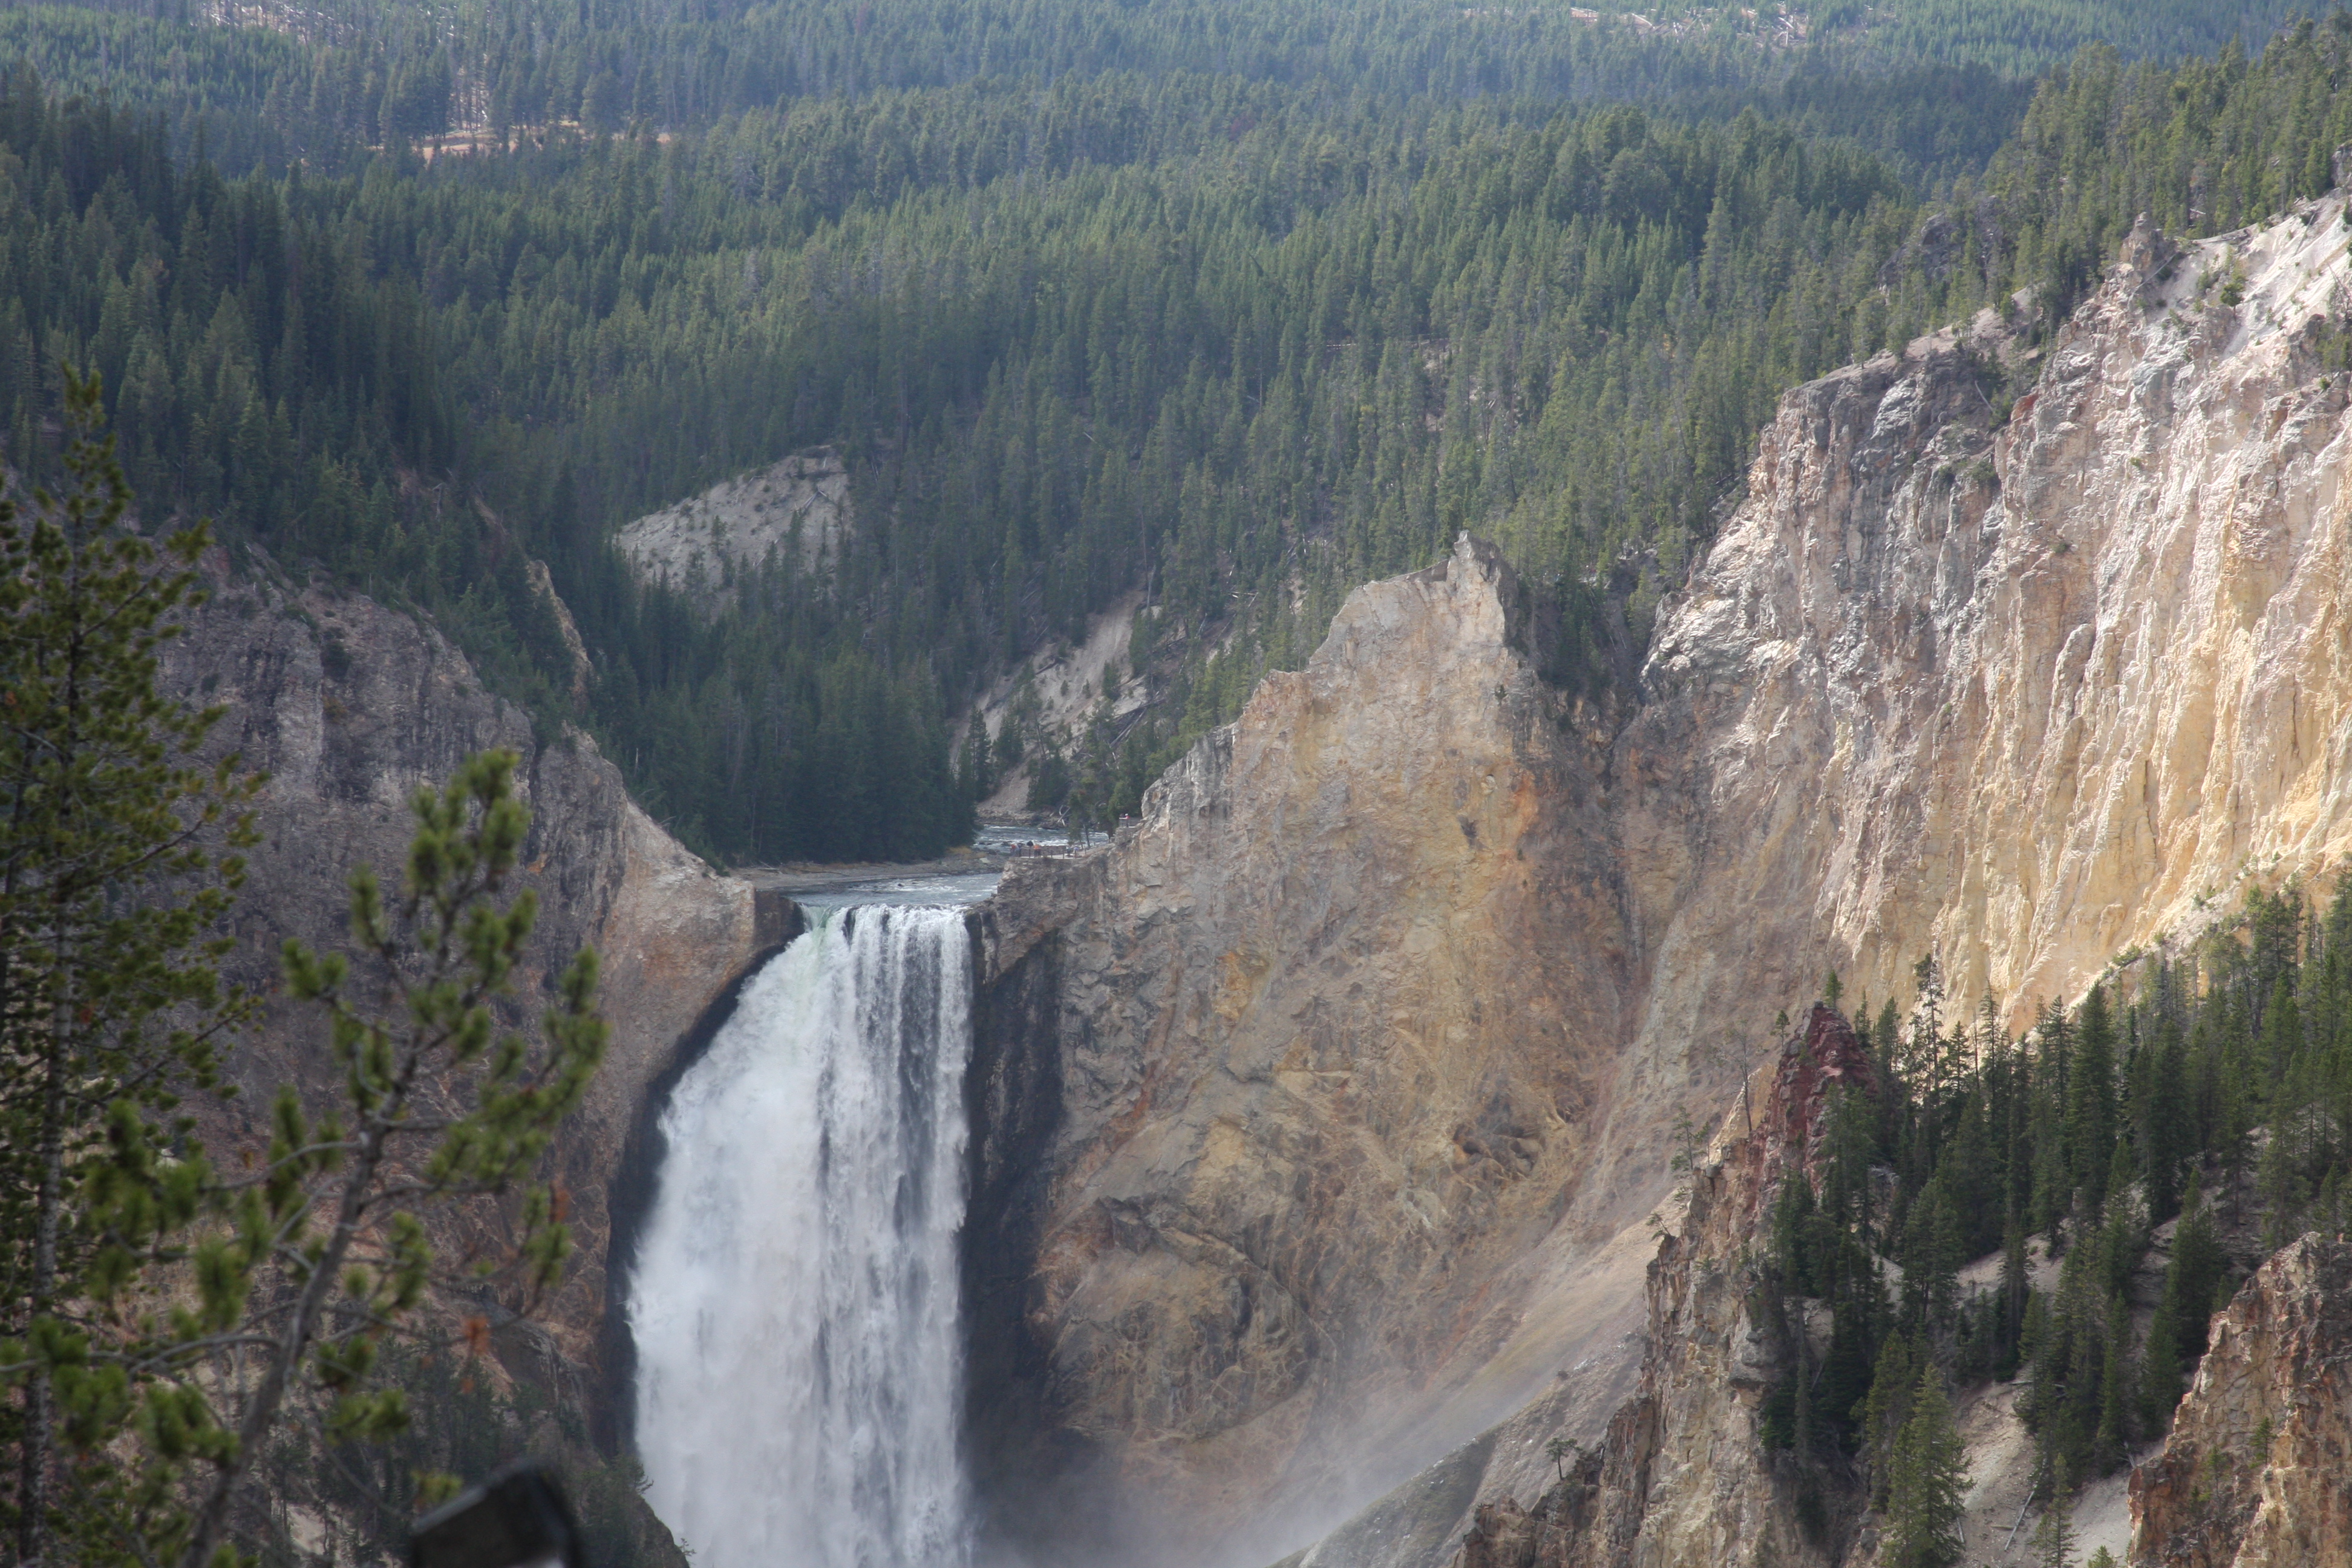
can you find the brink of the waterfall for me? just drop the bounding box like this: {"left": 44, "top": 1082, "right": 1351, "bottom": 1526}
{"left": 629, "top": 904, "right": 975, "bottom": 1568}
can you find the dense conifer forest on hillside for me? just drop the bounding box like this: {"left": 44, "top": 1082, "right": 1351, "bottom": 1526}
{"left": 4, "top": 0, "right": 2352, "bottom": 861}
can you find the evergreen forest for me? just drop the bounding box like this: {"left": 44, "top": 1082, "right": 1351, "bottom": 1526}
{"left": 4, "top": 0, "right": 2352, "bottom": 864}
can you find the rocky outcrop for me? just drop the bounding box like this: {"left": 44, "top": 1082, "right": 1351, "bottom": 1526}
{"left": 2129, "top": 1233, "right": 2352, "bottom": 1568}
{"left": 614, "top": 448, "right": 849, "bottom": 608}
{"left": 969, "top": 537, "right": 1642, "bottom": 1564}
{"left": 160, "top": 555, "right": 788, "bottom": 1379}
{"left": 524, "top": 554, "right": 595, "bottom": 704}
{"left": 968, "top": 193, "right": 2352, "bottom": 1566}
{"left": 1629, "top": 200, "right": 2352, "bottom": 1072}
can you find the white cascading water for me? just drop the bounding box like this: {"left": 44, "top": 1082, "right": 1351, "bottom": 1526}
{"left": 630, "top": 904, "right": 974, "bottom": 1568}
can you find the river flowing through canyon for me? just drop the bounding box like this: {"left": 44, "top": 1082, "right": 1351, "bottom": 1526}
{"left": 629, "top": 903, "right": 977, "bottom": 1568}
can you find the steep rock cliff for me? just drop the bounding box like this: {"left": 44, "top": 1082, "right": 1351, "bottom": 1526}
{"left": 1448, "top": 1005, "right": 1869, "bottom": 1568}
{"left": 969, "top": 538, "right": 1642, "bottom": 1563}
{"left": 2129, "top": 1233, "right": 2352, "bottom": 1568}
{"left": 972, "top": 192, "right": 2352, "bottom": 1566}
{"left": 1407, "top": 204, "right": 2352, "bottom": 1566}
{"left": 1411, "top": 198, "right": 2352, "bottom": 1564}
{"left": 159, "top": 556, "right": 788, "bottom": 1379}
{"left": 1629, "top": 199, "right": 2352, "bottom": 1084}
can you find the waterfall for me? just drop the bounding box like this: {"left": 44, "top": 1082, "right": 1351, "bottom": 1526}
{"left": 630, "top": 904, "right": 974, "bottom": 1568}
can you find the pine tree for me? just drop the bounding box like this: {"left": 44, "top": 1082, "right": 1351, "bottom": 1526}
{"left": 1899, "top": 1177, "right": 1963, "bottom": 1331}
{"left": 2158, "top": 1178, "right": 2227, "bottom": 1370}
{"left": 2141, "top": 1284, "right": 2184, "bottom": 1436}
{"left": 1883, "top": 1365, "right": 1968, "bottom": 1568}
{"left": 958, "top": 713, "right": 993, "bottom": 803}
{"left": 1941, "top": 1089, "right": 2001, "bottom": 1256}
{"left": 2256, "top": 1108, "right": 2306, "bottom": 1251}
{"left": 2031, "top": 1002, "right": 2075, "bottom": 1241}
{"left": 2140, "top": 1013, "right": 2190, "bottom": 1224}
{"left": 1818, "top": 1291, "right": 1878, "bottom": 1453}
{"left": 2091, "top": 1300, "right": 2132, "bottom": 1475}
{"left": 1823, "top": 1083, "right": 1878, "bottom": 1244}
{"left": 60, "top": 750, "right": 610, "bottom": 1568}
{"left": 1861, "top": 1332, "right": 1921, "bottom": 1506}
{"left": 1875, "top": 995, "right": 1908, "bottom": 1174}
{"left": 1910, "top": 954, "right": 1949, "bottom": 1097}
{"left": 0, "top": 374, "right": 261, "bottom": 1564}
{"left": 1772, "top": 1171, "right": 1820, "bottom": 1292}
{"left": 2097, "top": 1146, "right": 2145, "bottom": 1301}
{"left": 2057, "top": 1272, "right": 2102, "bottom": 1487}
{"left": 2030, "top": 1495, "right": 2077, "bottom": 1568}
{"left": 1998, "top": 1218, "right": 2031, "bottom": 1380}
{"left": 2214, "top": 994, "right": 2259, "bottom": 1205}
{"left": 2069, "top": 985, "right": 2118, "bottom": 1214}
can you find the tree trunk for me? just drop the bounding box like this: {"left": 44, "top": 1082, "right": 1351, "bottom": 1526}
{"left": 18, "top": 1022, "right": 67, "bottom": 1568}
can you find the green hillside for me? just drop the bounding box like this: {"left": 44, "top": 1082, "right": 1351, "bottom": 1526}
{"left": 3, "top": 1, "right": 2348, "bottom": 861}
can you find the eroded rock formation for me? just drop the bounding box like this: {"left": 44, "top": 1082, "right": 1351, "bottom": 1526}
{"left": 1445, "top": 1008, "right": 1875, "bottom": 1568}
{"left": 968, "top": 192, "right": 2352, "bottom": 1566}
{"left": 2129, "top": 1233, "right": 2352, "bottom": 1568}
{"left": 1632, "top": 200, "right": 2352, "bottom": 1077}
{"left": 969, "top": 537, "right": 1641, "bottom": 1563}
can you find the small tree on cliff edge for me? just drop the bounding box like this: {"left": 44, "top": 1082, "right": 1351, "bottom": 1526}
{"left": 17, "top": 750, "right": 608, "bottom": 1567}
{"left": 1883, "top": 1364, "right": 1968, "bottom": 1568}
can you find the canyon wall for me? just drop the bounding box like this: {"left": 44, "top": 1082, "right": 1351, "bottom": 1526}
{"left": 967, "top": 538, "right": 1648, "bottom": 1564}
{"left": 1449, "top": 1005, "right": 1869, "bottom": 1568}
{"left": 2130, "top": 1233, "right": 2352, "bottom": 1568}
{"left": 1445, "top": 195, "right": 2352, "bottom": 1563}
{"left": 159, "top": 556, "right": 789, "bottom": 1380}
{"left": 970, "top": 192, "right": 2352, "bottom": 1566}
{"left": 1625, "top": 199, "right": 2352, "bottom": 1120}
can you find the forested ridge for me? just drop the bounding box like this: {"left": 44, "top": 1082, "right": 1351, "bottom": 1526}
{"left": 7, "top": 0, "right": 2304, "bottom": 168}
{"left": 3, "top": 1, "right": 2349, "bottom": 861}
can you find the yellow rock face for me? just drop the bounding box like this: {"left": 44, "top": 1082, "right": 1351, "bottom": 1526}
{"left": 1641, "top": 203, "right": 2352, "bottom": 1060}
{"left": 973, "top": 537, "right": 1641, "bottom": 1561}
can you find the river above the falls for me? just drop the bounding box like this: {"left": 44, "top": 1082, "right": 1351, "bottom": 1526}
{"left": 749, "top": 821, "right": 1076, "bottom": 910}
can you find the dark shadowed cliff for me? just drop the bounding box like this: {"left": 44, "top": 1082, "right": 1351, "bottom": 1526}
{"left": 158, "top": 553, "right": 791, "bottom": 1390}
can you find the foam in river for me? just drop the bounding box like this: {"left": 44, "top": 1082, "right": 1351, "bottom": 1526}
{"left": 631, "top": 904, "right": 974, "bottom": 1568}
